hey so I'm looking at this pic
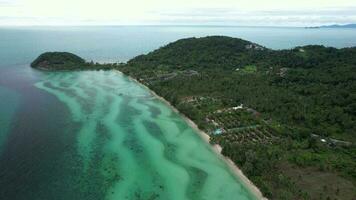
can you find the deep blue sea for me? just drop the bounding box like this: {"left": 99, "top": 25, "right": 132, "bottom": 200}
{"left": 0, "top": 26, "right": 355, "bottom": 200}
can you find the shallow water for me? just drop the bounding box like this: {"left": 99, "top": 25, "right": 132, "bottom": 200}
{"left": 0, "top": 70, "right": 255, "bottom": 199}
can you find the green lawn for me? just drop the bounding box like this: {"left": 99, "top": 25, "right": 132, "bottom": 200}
{"left": 241, "top": 65, "right": 257, "bottom": 73}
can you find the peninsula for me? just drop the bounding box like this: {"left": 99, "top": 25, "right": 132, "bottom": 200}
{"left": 306, "top": 23, "right": 356, "bottom": 29}
{"left": 32, "top": 36, "right": 356, "bottom": 200}
{"left": 31, "top": 52, "right": 119, "bottom": 70}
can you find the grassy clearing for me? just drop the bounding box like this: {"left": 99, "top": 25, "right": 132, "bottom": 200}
{"left": 241, "top": 65, "right": 257, "bottom": 73}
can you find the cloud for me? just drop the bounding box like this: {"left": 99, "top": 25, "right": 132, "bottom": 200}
{"left": 0, "top": 0, "right": 355, "bottom": 26}
{"left": 150, "top": 7, "right": 356, "bottom": 26}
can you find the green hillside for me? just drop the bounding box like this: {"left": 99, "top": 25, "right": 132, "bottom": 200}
{"left": 31, "top": 52, "right": 118, "bottom": 70}
{"left": 119, "top": 36, "right": 356, "bottom": 200}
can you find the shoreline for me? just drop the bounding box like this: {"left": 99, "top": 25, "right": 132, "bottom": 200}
{"left": 117, "top": 70, "right": 266, "bottom": 200}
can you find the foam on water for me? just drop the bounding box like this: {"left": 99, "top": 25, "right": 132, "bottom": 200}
{"left": 33, "top": 70, "right": 256, "bottom": 200}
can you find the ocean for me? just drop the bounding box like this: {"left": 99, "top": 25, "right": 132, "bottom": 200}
{"left": 0, "top": 26, "right": 355, "bottom": 200}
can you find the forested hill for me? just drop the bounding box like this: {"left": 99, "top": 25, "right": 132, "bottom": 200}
{"left": 31, "top": 52, "right": 118, "bottom": 70}
{"left": 128, "top": 36, "right": 268, "bottom": 69}
{"left": 31, "top": 52, "right": 86, "bottom": 70}
{"left": 128, "top": 36, "right": 356, "bottom": 70}
{"left": 120, "top": 36, "right": 356, "bottom": 199}
{"left": 124, "top": 37, "right": 356, "bottom": 141}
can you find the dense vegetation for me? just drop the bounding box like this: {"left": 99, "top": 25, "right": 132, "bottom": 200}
{"left": 118, "top": 36, "right": 356, "bottom": 200}
{"left": 31, "top": 52, "right": 119, "bottom": 70}
{"left": 32, "top": 36, "right": 356, "bottom": 199}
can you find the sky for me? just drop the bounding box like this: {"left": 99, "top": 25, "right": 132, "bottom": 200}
{"left": 0, "top": 0, "right": 356, "bottom": 26}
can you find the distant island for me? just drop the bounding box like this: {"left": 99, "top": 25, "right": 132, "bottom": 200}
{"left": 31, "top": 52, "right": 120, "bottom": 70}
{"left": 306, "top": 23, "right": 356, "bottom": 29}
{"left": 32, "top": 36, "right": 356, "bottom": 200}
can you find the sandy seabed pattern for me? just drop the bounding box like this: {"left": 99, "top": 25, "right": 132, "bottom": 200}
{"left": 34, "top": 70, "right": 256, "bottom": 200}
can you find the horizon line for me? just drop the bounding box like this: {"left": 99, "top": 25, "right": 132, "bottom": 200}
{"left": 0, "top": 23, "right": 355, "bottom": 28}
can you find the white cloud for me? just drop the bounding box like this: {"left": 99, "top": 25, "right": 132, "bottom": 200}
{"left": 0, "top": 0, "right": 355, "bottom": 26}
{"left": 150, "top": 7, "right": 356, "bottom": 26}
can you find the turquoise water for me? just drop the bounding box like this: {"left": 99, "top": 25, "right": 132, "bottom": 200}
{"left": 1, "top": 26, "right": 356, "bottom": 199}
{"left": 0, "top": 69, "right": 256, "bottom": 199}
